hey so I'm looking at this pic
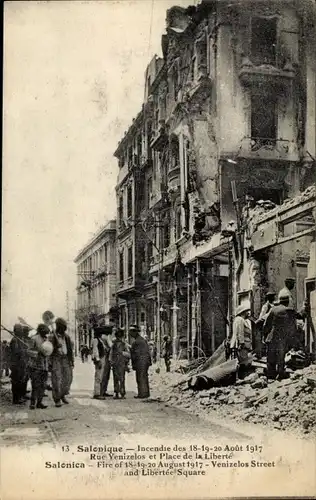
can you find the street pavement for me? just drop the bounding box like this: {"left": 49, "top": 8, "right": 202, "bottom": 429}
{"left": 0, "top": 357, "right": 249, "bottom": 449}
{"left": 1, "top": 358, "right": 315, "bottom": 499}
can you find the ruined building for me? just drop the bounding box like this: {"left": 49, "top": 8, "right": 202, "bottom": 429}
{"left": 114, "top": 0, "right": 316, "bottom": 358}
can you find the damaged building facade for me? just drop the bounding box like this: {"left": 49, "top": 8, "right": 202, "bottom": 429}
{"left": 114, "top": 0, "right": 316, "bottom": 359}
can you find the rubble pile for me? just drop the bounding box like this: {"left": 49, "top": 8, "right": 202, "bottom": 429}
{"left": 150, "top": 364, "right": 316, "bottom": 436}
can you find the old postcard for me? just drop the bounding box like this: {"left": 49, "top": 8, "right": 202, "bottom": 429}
{"left": 1, "top": 0, "right": 316, "bottom": 499}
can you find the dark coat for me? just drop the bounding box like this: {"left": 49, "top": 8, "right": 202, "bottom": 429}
{"left": 51, "top": 333, "right": 74, "bottom": 365}
{"left": 9, "top": 337, "right": 28, "bottom": 378}
{"left": 131, "top": 335, "right": 151, "bottom": 371}
{"left": 263, "top": 304, "right": 297, "bottom": 346}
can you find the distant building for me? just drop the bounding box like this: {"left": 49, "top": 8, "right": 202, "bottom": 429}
{"left": 114, "top": 0, "right": 316, "bottom": 359}
{"left": 74, "top": 220, "right": 116, "bottom": 348}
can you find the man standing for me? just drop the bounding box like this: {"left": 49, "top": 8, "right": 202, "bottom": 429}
{"left": 9, "top": 324, "right": 28, "bottom": 404}
{"left": 130, "top": 324, "right": 152, "bottom": 399}
{"left": 100, "top": 325, "right": 113, "bottom": 398}
{"left": 109, "top": 328, "right": 130, "bottom": 399}
{"left": 51, "top": 318, "right": 74, "bottom": 407}
{"left": 263, "top": 292, "right": 297, "bottom": 380}
{"left": 278, "top": 278, "right": 295, "bottom": 308}
{"left": 42, "top": 310, "right": 55, "bottom": 391}
{"left": 162, "top": 335, "right": 172, "bottom": 372}
{"left": 28, "top": 324, "right": 50, "bottom": 409}
{"left": 92, "top": 327, "right": 106, "bottom": 399}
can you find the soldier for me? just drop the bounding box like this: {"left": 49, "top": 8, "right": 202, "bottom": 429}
{"left": 230, "top": 302, "right": 252, "bottom": 366}
{"left": 263, "top": 291, "right": 297, "bottom": 380}
{"left": 162, "top": 335, "right": 172, "bottom": 372}
{"left": 278, "top": 278, "right": 295, "bottom": 308}
{"left": 51, "top": 318, "right": 74, "bottom": 407}
{"left": 109, "top": 328, "right": 130, "bottom": 399}
{"left": 130, "top": 324, "right": 152, "bottom": 399}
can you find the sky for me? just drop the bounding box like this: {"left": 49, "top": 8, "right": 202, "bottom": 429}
{"left": 2, "top": 0, "right": 194, "bottom": 332}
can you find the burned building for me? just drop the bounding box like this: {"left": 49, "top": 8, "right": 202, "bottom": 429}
{"left": 114, "top": 0, "right": 316, "bottom": 359}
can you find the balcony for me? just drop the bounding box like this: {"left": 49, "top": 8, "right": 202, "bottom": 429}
{"left": 167, "top": 166, "right": 181, "bottom": 195}
{"left": 150, "top": 120, "right": 169, "bottom": 151}
{"left": 237, "top": 137, "right": 299, "bottom": 162}
{"left": 238, "top": 57, "right": 295, "bottom": 89}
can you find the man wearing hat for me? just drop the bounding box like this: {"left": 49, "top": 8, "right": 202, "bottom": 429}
{"left": 100, "top": 325, "right": 114, "bottom": 397}
{"left": 50, "top": 318, "right": 74, "bottom": 407}
{"left": 129, "top": 324, "right": 152, "bottom": 399}
{"left": 109, "top": 328, "right": 130, "bottom": 399}
{"left": 230, "top": 302, "right": 252, "bottom": 365}
{"left": 92, "top": 325, "right": 112, "bottom": 399}
{"left": 28, "top": 324, "right": 51, "bottom": 409}
{"left": 263, "top": 291, "right": 297, "bottom": 380}
{"left": 278, "top": 278, "right": 295, "bottom": 308}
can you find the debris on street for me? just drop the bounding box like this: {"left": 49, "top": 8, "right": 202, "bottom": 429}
{"left": 149, "top": 362, "right": 316, "bottom": 437}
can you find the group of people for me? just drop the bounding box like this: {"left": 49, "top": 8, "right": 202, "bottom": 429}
{"left": 230, "top": 277, "right": 309, "bottom": 380}
{"left": 6, "top": 311, "right": 74, "bottom": 409}
{"left": 91, "top": 324, "right": 153, "bottom": 400}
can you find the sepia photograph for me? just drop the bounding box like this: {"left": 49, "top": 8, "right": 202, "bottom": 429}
{"left": 1, "top": 0, "right": 316, "bottom": 499}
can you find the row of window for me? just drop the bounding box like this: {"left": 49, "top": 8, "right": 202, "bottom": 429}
{"left": 77, "top": 243, "right": 109, "bottom": 285}
{"left": 118, "top": 246, "right": 133, "bottom": 283}
{"left": 78, "top": 281, "right": 107, "bottom": 308}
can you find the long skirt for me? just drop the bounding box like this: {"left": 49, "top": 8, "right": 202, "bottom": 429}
{"left": 51, "top": 356, "right": 71, "bottom": 402}
{"left": 94, "top": 357, "right": 105, "bottom": 397}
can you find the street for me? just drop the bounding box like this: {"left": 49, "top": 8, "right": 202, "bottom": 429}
{"left": 1, "top": 358, "right": 315, "bottom": 499}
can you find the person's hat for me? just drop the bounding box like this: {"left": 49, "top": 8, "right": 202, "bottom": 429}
{"left": 55, "top": 317, "right": 67, "bottom": 329}
{"left": 279, "top": 290, "right": 290, "bottom": 300}
{"left": 37, "top": 323, "right": 50, "bottom": 336}
{"left": 285, "top": 277, "right": 295, "bottom": 282}
{"left": 129, "top": 324, "right": 140, "bottom": 332}
{"left": 13, "top": 324, "right": 24, "bottom": 336}
{"left": 115, "top": 328, "right": 125, "bottom": 338}
{"left": 266, "top": 291, "right": 275, "bottom": 298}
{"left": 235, "top": 302, "right": 251, "bottom": 317}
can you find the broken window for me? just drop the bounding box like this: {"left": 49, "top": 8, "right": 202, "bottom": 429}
{"left": 175, "top": 206, "right": 182, "bottom": 241}
{"left": 119, "top": 250, "right": 124, "bottom": 282}
{"left": 251, "top": 92, "right": 277, "bottom": 141}
{"left": 170, "top": 136, "right": 180, "bottom": 170}
{"left": 147, "top": 242, "right": 153, "bottom": 262}
{"left": 137, "top": 134, "right": 142, "bottom": 159}
{"left": 127, "top": 246, "right": 133, "bottom": 278}
{"left": 127, "top": 185, "right": 133, "bottom": 218}
{"left": 251, "top": 17, "right": 277, "bottom": 66}
{"left": 118, "top": 195, "right": 124, "bottom": 226}
{"left": 161, "top": 215, "right": 170, "bottom": 249}
{"left": 128, "top": 146, "right": 133, "bottom": 166}
{"left": 147, "top": 176, "right": 153, "bottom": 207}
